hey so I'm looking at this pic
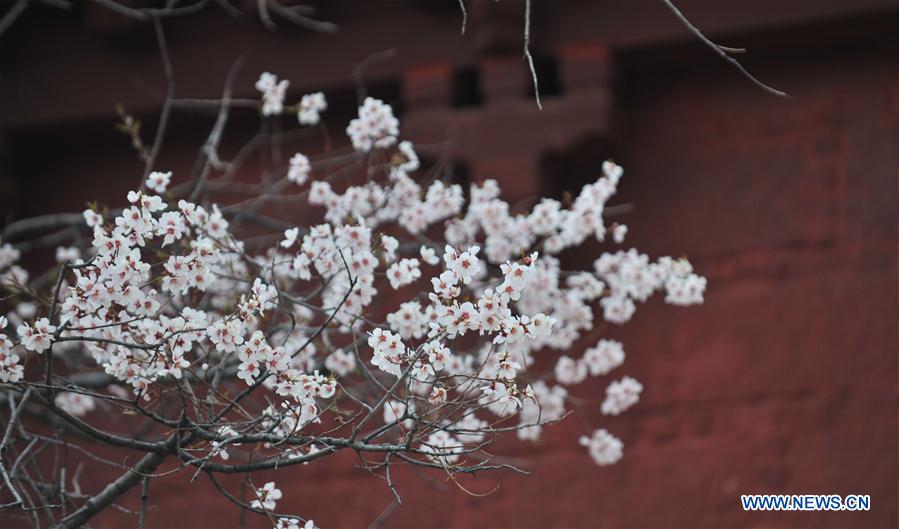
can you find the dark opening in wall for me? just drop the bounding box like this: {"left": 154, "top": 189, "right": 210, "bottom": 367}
{"left": 539, "top": 133, "right": 615, "bottom": 199}
{"left": 451, "top": 66, "right": 483, "bottom": 108}
{"left": 526, "top": 55, "right": 563, "bottom": 100}
{"left": 419, "top": 156, "right": 471, "bottom": 191}
{"left": 326, "top": 79, "right": 403, "bottom": 116}
{"left": 445, "top": 160, "right": 472, "bottom": 195}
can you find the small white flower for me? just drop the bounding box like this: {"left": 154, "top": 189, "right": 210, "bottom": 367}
{"left": 383, "top": 400, "right": 414, "bottom": 428}
{"left": 612, "top": 224, "right": 627, "bottom": 244}
{"left": 579, "top": 428, "right": 623, "bottom": 465}
{"left": 298, "top": 92, "right": 327, "bottom": 125}
{"left": 386, "top": 258, "right": 421, "bottom": 289}
{"left": 146, "top": 171, "right": 172, "bottom": 193}
{"left": 419, "top": 246, "right": 439, "bottom": 265}
{"left": 281, "top": 227, "right": 300, "bottom": 248}
{"left": 54, "top": 392, "right": 96, "bottom": 416}
{"left": 54, "top": 246, "right": 81, "bottom": 264}
{"left": 82, "top": 209, "right": 103, "bottom": 228}
{"left": 443, "top": 245, "right": 481, "bottom": 285}
{"left": 602, "top": 160, "right": 623, "bottom": 183}
{"left": 17, "top": 318, "right": 56, "bottom": 353}
{"left": 251, "top": 481, "right": 282, "bottom": 511}
{"left": 428, "top": 385, "right": 447, "bottom": 404}
{"left": 288, "top": 153, "right": 311, "bottom": 185}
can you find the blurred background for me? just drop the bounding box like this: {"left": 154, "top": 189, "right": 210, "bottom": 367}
{"left": 1, "top": 0, "right": 897, "bottom": 527}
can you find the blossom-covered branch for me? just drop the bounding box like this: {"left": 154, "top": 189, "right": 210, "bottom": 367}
{"left": 0, "top": 66, "right": 706, "bottom": 529}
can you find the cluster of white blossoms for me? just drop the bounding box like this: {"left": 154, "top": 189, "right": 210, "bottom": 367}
{"left": 256, "top": 72, "right": 328, "bottom": 129}
{"left": 594, "top": 250, "right": 708, "bottom": 323}
{"left": 275, "top": 519, "right": 317, "bottom": 529}
{"left": 0, "top": 72, "right": 707, "bottom": 528}
{"left": 555, "top": 339, "right": 625, "bottom": 386}
{"left": 298, "top": 92, "right": 327, "bottom": 126}
{"left": 386, "top": 258, "right": 421, "bottom": 289}
{"left": 601, "top": 375, "right": 644, "bottom": 416}
{"left": 255, "top": 73, "right": 330, "bottom": 189}
{"left": 0, "top": 317, "right": 23, "bottom": 383}
{"left": 346, "top": 96, "right": 399, "bottom": 152}
{"left": 579, "top": 428, "right": 624, "bottom": 466}
{"left": 256, "top": 72, "right": 290, "bottom": 116}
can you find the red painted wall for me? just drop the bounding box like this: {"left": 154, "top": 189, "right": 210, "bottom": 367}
{"left": 1, "top": 3, "right": 897, "bottom": 528}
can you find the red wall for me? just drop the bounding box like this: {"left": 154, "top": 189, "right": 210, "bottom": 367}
{"left": 2, "top": 4, "right": 897, "bottom": 529}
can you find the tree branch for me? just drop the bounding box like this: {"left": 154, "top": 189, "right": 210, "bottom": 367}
{"left": 660, "top": 0, "right": 790, "bottom": 98}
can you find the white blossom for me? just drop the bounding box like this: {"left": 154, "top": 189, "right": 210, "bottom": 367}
{"left": 612, "top": 224, "right": 627, "bottom": 243}
{"left": 579, "top": 428, "right": 623, "bottom": 466}
{"left": 386, "top": 258, "right": 421, "bottom": 289}
{"left": 54, "top": 392, "right": 96, "bottom": 416}
{"left": 443, "top": 245, "right": 481, "bottom": 285}
{"left": 0, "top": 332, "right": 23, "bottom": 383}
{"left": 256, "top": 72, "right": 289, "bottom": 116}
{"left": 0, "top": 70, "right": 709, "bottom": 485}
{"left": 582, "top": 339, "right": 625, "bottom": 376}
{"left": 554, "top": 355, "right": 587, "bottom": 385}
{"left": 251, "top": 481, "right": 282, "bottom": 511}
{"left": 297, "top": 92, "right": 327, "bottom": 125}
{"left": 419, "top": 245, "right": 439, "bottom": 265}
{"left": 601, "top": 376, "right": 643, "bottom": 415}
{"left": 55, "top": 246, "right": 81, "bottom": 264}
{"left": 383, "top": 400, "right": 414, "bottom": 429}
{"left": 82, "top": 209, "right": 103, "bottom": 228}
{"left": 146, "top": 171, "right": 172, "bottom": 193}
{"left": 287, "top": 153, "right": 311, "bottom": 185}
{"left": 17, "top": 318, "right": 56, "bottom": 353}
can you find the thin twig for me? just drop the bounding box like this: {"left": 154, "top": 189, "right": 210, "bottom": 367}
{"left": 352, "top": 49, "right": 397, "bottom": 105}
{"left": 367, "top": 499, "right": 399, "bottom": 529}
{"left": 0, "top": 0, "right": 28, "bottom": 37}
{"left": 54, "top": 449, "right": 168, "bottom": 529}
{"left": 660, "top": 0, "right": 789, "bottom": 98}
{"left": 266, "top": 0, "right": 337, "bottom": 33}
{"left": 144, "top": 15, "right": 176, "bottom": 181}
{"left": 457, "top": 0, "right": 467, "bottom": 35}
{"left": 2, "top": 388, "right": 32, "bottom": 451}
{"left": 523, "top": 0, "right": 542, "bottom": 109}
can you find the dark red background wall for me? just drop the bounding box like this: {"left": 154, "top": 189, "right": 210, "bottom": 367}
{"left": 1, "top": 1, "right": 897, "bottom": 527}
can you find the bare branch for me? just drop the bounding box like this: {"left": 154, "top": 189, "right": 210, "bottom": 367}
{"left": 0, "top": 0, "right": 28, "bottom": 38}
{"left": 53, "top": 450, "right": 167, "bottom": 529}
{"left": 352, "top": 49, "right": 397, "bottom": 104}
{"left": 137, "top": 476, "right": 150, "bottom": 529}
{"left": 266, "top": 0, "right": 337, "bottom": 34}
{"left": 143, "top": 15, "right": 176, "bottom": 182}
{"left": 456, "top": 0, "right": 467, "bottom": 35}
{"left": 660, "top": 0, "right": 790, "bottom": 98}
{"left": 523, "top": 0, "right": 542, "bottom": 110}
